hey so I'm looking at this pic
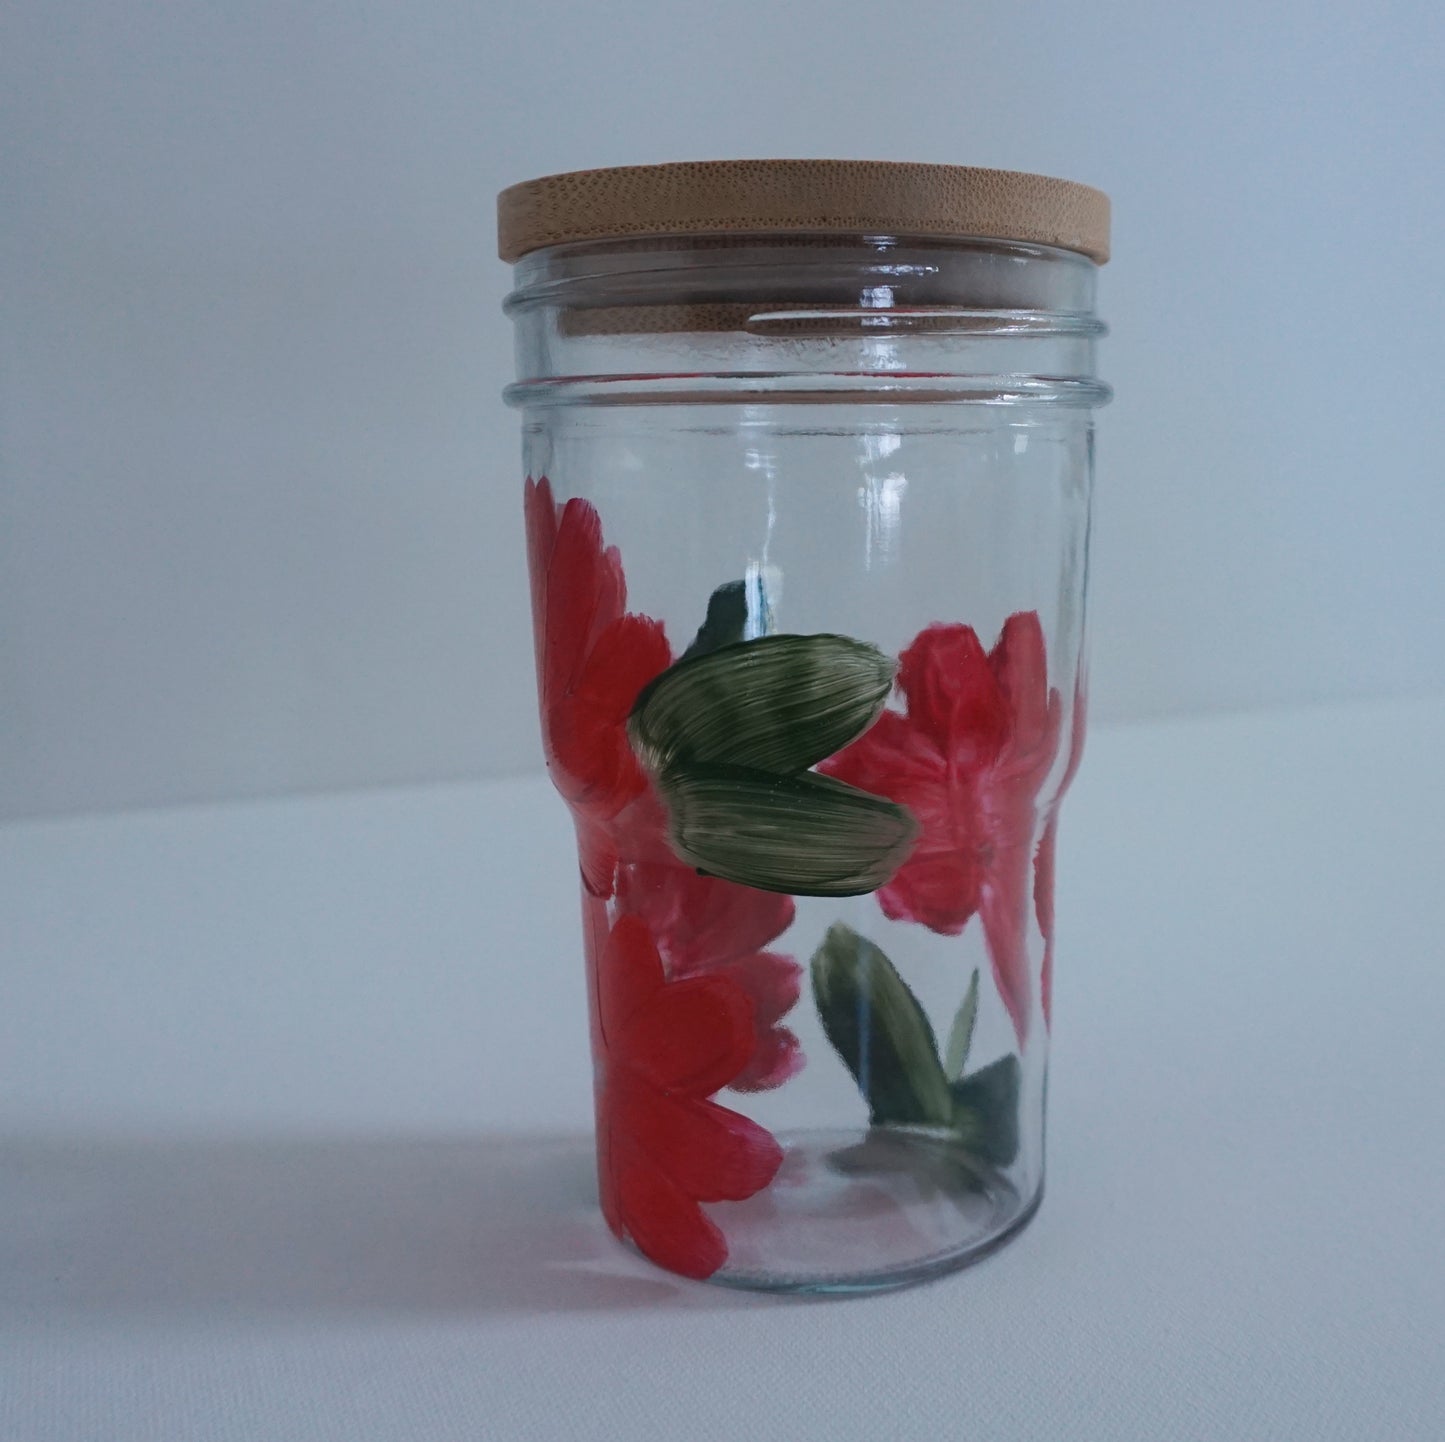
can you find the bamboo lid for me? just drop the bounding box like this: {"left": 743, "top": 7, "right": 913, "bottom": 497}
{"left": 497, "top": 159, "right": 1109, "bottom": 265}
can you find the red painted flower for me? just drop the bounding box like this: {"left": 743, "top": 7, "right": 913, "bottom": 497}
{"left": 525, "top": 477, "right": 671, "bottom": 894}
{"left": 819, "top": 614, "right": 1062, "bottom": 1044}
{"left": 1035, "top": 677, "right": 1088, "bottom": 1030}
{"left": 527, "top": 475, "right": 804, "bottom": 1095}
{"left": 615, "top": 858, "right": 802, "bottom": 1091}
{"left": 587, "top": 905, "right": 784, "bottom": 1280}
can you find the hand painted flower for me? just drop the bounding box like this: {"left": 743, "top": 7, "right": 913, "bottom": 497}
{"left": 524, "top": 476, "right": 670, "bottom": 895}
{"left": 615, "top": 856, "right": 802, "bottom": 1091}
{"left": 586, "top": 905, "right": 784, "bottom": 1280}
{"left": 525, "top": 476, "right": 804, "bottom": 1088}
{"left": 1035, "top": 677, "right": 1087, "bottom": 1030}
{"left": 818, "top": 615, "right": 1062, "bottom": 1045}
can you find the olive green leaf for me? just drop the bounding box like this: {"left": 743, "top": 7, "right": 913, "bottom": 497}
{"left": 810, "top": 923, "right": 953, "bottom": 1127}
{"left": 943, "top": 968, "right": 981, "bottom": 1082}
{"left": 813, "top": 930, "right": 1023, "bottom": 1168}
{"left": 629, "top": 633, "right": 895, "bottom": 778}
{"left": 680, "top": 580, "right": 749, "bottom": 662}
{"left": 664, "top": 766, "right": 917, "bottom": 897}
{"left": 629, "top": 629, "right": 912, "bottom": 896}
{"left": 950, "top": 1054, "right": 1021, "bottom": 1167}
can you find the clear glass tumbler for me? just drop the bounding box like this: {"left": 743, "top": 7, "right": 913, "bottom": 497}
{"left": 500, "top": 161, "right": 1110, "bottom": 1292}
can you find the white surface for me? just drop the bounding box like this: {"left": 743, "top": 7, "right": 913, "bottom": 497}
{"left": 4, "top": 1, "right": 1445, "bottom": 821}
{"left": 3, "top": 697, "right": 1444, "bottom": 1439}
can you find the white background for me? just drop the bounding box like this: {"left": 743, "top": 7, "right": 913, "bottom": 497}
{"left": 4, "top": 0, "right": 1445, "bottom": 821}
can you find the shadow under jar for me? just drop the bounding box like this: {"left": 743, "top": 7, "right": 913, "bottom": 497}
{"left": 499, "top": 160, "right": 1110, "bottom": 1293}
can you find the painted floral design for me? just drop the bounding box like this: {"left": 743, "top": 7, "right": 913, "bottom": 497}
{"left": 616, "top": 858, "right": 802, "bottom": 1091}
{"left": 524, "top": 474, "right": 1086, "bottom": 1282}
{"left": 1035, "top": 678, "right": 1088, "bottom": 1029}
{"left": 525, "top": 476, "right": 671, "bottom": 896}
{"left": 819, "top": 615, "right": 1062, "bottom": 1044}
{"left": 586, "top": 903, "right": 784, "bottom": 1280}
{"left": 526, "top": 476, "right": 805, "bottom": 1102}
{"left": 526, "top": 477, "right": 805, "bottom": 1276}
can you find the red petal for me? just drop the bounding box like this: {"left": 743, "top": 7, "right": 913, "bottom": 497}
{"left": 611, "top": 1146, "right": 728, "bottom": 1280}
{"left": 702, "top": 950, "right": 804, "bottom": 1092}
{"left": 979, "top": 838, "right": 1035, "bottom": 1047}
{"left": 616, "top": 973, "right": 756, "bottom": 1096}
{"left": 615, "top": 1072, "right": 784, "bottom": 1202}
{"left": 596, "top": 914, "right": 665, "bottom": 1049}
{"left": 523, "top": 477, "right": 559, "bottom": 682}
{"left": 575, "top": 614, "right": 671, "bottom": 723}
{"left": 547, "top": 613, "right": 670, "bottom": 815}
{"left": 877, "top": 845, "right": 985, "bottom": 935}
{"left": 580, "top": 887, "right": 611, "bottom": 972}
{"left": 819, "top": 709, "right": 945, "bottom": 800}
{"left": 595, "top": 1110, "right": 624, "bottom": 1242}
{"left": 594, "top": 543, "right": 627, "bottom": 649}
{"left": 825, "top": 692, "right": 989, "bottom": 938}
{"left": 728, "top": 1023, "right": 803, "bottom": 1092}
{"left": 544, "top": 498, "right": 623, "bottom": 703}
{"left": 576, "top": 614, "right": 670, "bottom": 789}
{"left": 708, "top": 950, "right": 802, "bottom": 1027}
{"left": 898, "top": 624, "right": 1009, "bottom": 766}
{"left": 991, "top": 612, "right": 1051, "bottom": 746}
{"left": 608, "top": 789, "right": 676, "bottom": 869}
{"left": 574, "top": 813, "right": 620, "bottom": 899}
{"left": 611, "top": 864, "right": 802, "bottom": 1092}
{"left": 615, "top": 862, "right": 795, "bottom": 971}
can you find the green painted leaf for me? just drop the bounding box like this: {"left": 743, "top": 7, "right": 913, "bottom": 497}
{"left": 943, "top": 969, "right": 981, "bottom": 1082}
{"left": 629, "top": 633, "right": 895, "bottom": 778}
{"left": 680, "top": 580, "right": 749, "bottom": 662}
{"left": 951, "top": 1054, "right": 1022, "bottom": 1167}
{"left": 810, "top": 923, "right": 953, "bottom": 1127}
{"left": 663, "top": 765, "right": 917, "bottom": 898}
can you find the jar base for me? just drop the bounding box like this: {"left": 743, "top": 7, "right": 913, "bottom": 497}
{"left": 700, "top": 1127, "right": 1042, "bottom": 1296}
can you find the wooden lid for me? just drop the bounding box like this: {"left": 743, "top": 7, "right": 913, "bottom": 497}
{"left": 497, "top": 159, "right": 1109, "bottom": 265}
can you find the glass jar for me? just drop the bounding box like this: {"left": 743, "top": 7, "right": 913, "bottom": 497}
{"left": 499, "top": 161, "right": 1110, "bottom": 1293}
